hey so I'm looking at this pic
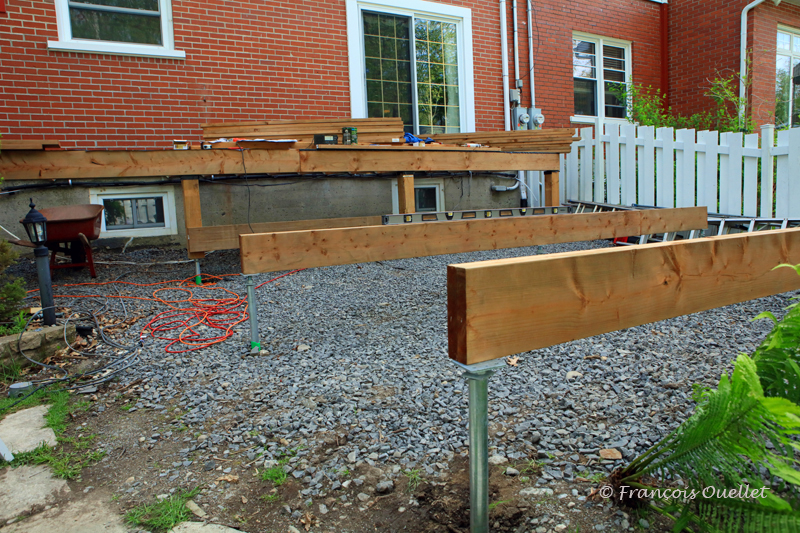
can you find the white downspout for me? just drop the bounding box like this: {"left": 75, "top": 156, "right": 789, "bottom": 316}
{"left": 526, "top": 0, "right": 539, "bottom": 204}
{"left": 500, "top": 0, "right": 510, "bottom": 131}
{"left": 739, "top": 0, "right": 775, "bottom": 128}
{"left": 510, "top": 0, "right": 528, "bottom": 205}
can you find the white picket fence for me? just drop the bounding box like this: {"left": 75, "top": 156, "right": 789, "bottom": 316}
{"left": 562, "top": 121, "right": 800, "bottom": 218}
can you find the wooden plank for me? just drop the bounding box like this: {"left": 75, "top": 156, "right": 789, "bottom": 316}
{"left": 448, "top": 227, "right": 800, "bottom": 365}
{"left": 240, "top": 206, "right": 708, "bottom": 274}
{"left": 398, "top": 174, "right": 415, "bottom": 214}
{"left": 187, "top": 216, "right": 383, "bottom": 253}
{"left": 314, "top": 144, "right": 502, "bottom": 152}
{"left": 544, "top": 171, "right": 559, "bottom": 206}
{"left": 0, "top": 140, "right": 61, "bottom": 150}
{"left": 201, "top": 117, "right": 399, "bottom": 128}
{"left": 299, "top": 150, "right": 560, "bottom": 173}
{"left": 0, "top": 148, "right": 560, "bottom": 180}
{"left": 0, "top": 149, "right": 301, "bottom": 180}
{"left": 182, "top": 179, "right": 205, "bottom": 259}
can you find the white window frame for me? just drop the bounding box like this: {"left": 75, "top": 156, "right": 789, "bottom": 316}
{"left": 346, "top": 0, "right": 475, "bottom": 133}
{"left": 391, "top": 178, "right": 445, "bottom": 214}
{"left": 570, "top": 32, "right": 631, "bottom": 126}
{"left": 775, "top": 26, "right": 800, "bottom": 128}
{"left": 89, "top": 185, "right": 179, "bottom": 238}
{"left": 48, "top": 0, "right": 185, "bottom": 59}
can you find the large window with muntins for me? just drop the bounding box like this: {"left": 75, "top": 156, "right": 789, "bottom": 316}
{"left": 775, "top": 28, "right": 800, "bottom": 128}
{"left": 347, "top": 0, "right": 474, "bottom": 135}
{"left": 363, "top": 11, "right": 460, "bottom": 134}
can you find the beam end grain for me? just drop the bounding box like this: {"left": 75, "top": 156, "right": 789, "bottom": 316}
{"left": 447, "top": 265, "right": 469, "bottom": 364}
{"left": 448, "top": 228, "right": 800, "bottom": 365}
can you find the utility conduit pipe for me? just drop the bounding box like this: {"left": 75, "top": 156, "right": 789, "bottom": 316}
{"left": 739, "top": 0, "right": 777, "bottom": 128}
{"left": 499, "top": 0, "right": 510, "bottom": 131}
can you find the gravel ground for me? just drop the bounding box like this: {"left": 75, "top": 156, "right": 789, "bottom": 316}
{"left": 8, "top": 240, "right": 796, "bottom": 532}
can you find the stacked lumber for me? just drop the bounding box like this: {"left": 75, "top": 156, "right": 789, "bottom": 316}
{"left": 201, "top": 118, "right": 405, "bottom": 149}
{"left": 431, "top": 129, "right": 578, "bottom": 153}
{"left": 0, "top": 139, "right": 61, "bottom": 150}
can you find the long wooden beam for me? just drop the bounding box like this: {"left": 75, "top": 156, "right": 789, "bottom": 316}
{"left": 0, "top": 149, "right": 561, "bottom": 181}
{"left": 298, "top": 150, "right": 559, "bottom": 174}
{"left": 187, "top": 216, "right": 383, "bottom": 253}
{"left": 447, "top": 228, "right": 800, "bottom": 365}
{"left": 239, "top": 206, "right": 707, "bottom": 274}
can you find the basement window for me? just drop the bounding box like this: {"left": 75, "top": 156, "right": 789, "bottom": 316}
{"left": 391, "top": 178, "right": 444, "bottom": 213}
{"left": 48, "top": 0, "right": 185, "bottom": 59}
{"left": 89, "top": 186, "right": 178, "bottom": 238}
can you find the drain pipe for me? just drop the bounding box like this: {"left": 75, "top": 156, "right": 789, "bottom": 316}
{"left": 511, "top": 0, "right": 528, "bottom": 206}
{"left": 512, "top": 0, "right": 520, "bottom": 84}
{"left": 526, "top": 0, "right": 535, "bottom": 107}
{"left": 526, "top": 0, "right": 538, "bottom": 204}
{"left": 739, "top": 0, "right": 775, "bottom": 129}
{"left": 500, "top": 0, "right": 510, "bottom": 130}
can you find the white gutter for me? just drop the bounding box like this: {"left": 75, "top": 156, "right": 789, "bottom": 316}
{"left": 500, "top": 0, "right": 510, "bottom": 130}
{"left": 527, "top": 0, "right": 535, "bottom": 106}
{"left": 739, "top": 0, "right": 779, "bottom": 128}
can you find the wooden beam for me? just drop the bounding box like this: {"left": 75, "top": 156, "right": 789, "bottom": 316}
{"left": 240, "top": 206, "right": 707, "bottom": 274}
{"left": 182, "top": 179, "right": 205, "bottom": 259}
{"left": 398, "top": 174, "right": 415, "bottom": 214}
{"left": 299, "top": 150, "right": 560, "bottom": 173}
{"left": 0, "top": 148, "right": 560, "bottom": 181}
{"left": 0, "top": 140, "right": 61, "bottom": 150}
{"left": 447, "top": 228, "right": 800, "bottom": 365}
{"left": 187, "top": 216, "right": 383, "bottom": 253}
{"left": 544, "top": 171, "right": 560, "bottom": 206}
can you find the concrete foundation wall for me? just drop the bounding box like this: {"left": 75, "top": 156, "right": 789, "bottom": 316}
{"left": 0, "top": 175, "right": 521, "bottom": 250}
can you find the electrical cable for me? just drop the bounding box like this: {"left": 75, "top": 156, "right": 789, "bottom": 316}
{"left": 236, "top": 143, "right": 256, "bottom": 234}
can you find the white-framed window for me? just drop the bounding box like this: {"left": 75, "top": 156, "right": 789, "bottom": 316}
{"left": 775, "top": 27, "right": 800, "bottom": 128}
{"left": 346, "top": 0, "right": 475, "bottom": 134}
{"left": 391, "top": 178, "right": 445, "bottom": 213}
{"left": 48, "top": 0, "right": 185, "bottom": 59}
{"left": 571, "top": 32, "right": 631, "bottom": 125}
{"left": 89, "top": 185, "right": 179, "bottom": 238}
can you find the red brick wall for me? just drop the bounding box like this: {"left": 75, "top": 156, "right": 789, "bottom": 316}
{"left": 667, "top": 0, "right": 750, "bottom": 120}
{"left": 0, "top": 0, "right": 505, "bottom": 149}
{"left": 751, "top": 2, "right": 800, "bottom": 127}
{"left": 512, "top": 0, "right": 663, "bottom": 129}
{"left": 0, "top": 0, "right": 662, "bottom": 149}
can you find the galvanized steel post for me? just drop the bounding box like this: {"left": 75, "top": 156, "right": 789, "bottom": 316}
{"left": 456, "top": 359, "right": 505, "bottom": 533}
{"left": 245, "top": 275, "right": 260, "bottom": 353}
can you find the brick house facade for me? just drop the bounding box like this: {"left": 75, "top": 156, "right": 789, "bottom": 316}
{"left": 1, "top": 0, "right": 797, "bottom": 150}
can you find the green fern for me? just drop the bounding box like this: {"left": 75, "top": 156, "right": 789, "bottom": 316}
{"left": 751, "top": 264, "right": 800, "bottom": 403}
{"left": 693, "top": 498, "right": 800, "bottom": 532}
{"left": 612, "top": 354, "right": 800, "bottom": 531}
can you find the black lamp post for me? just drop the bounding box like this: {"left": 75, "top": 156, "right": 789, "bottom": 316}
{"left": 21, "top": 199, "right": 56, "bottom": 326}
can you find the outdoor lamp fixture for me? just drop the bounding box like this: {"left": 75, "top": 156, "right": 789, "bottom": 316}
{"left": 21, "top": 199, "right": 56, "bottom": 326}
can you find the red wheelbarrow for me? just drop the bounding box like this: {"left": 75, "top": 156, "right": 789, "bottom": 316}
{"left": 14, "top": 204, "right": 104, "bottom": 278}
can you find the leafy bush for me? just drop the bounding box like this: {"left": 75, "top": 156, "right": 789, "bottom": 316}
{"left": 612, "top": 69, "right": 755, "bottom": 134}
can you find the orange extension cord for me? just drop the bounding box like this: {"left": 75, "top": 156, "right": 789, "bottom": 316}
{"left": 27, "top": 269, "right": 305, "bottom": 354}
